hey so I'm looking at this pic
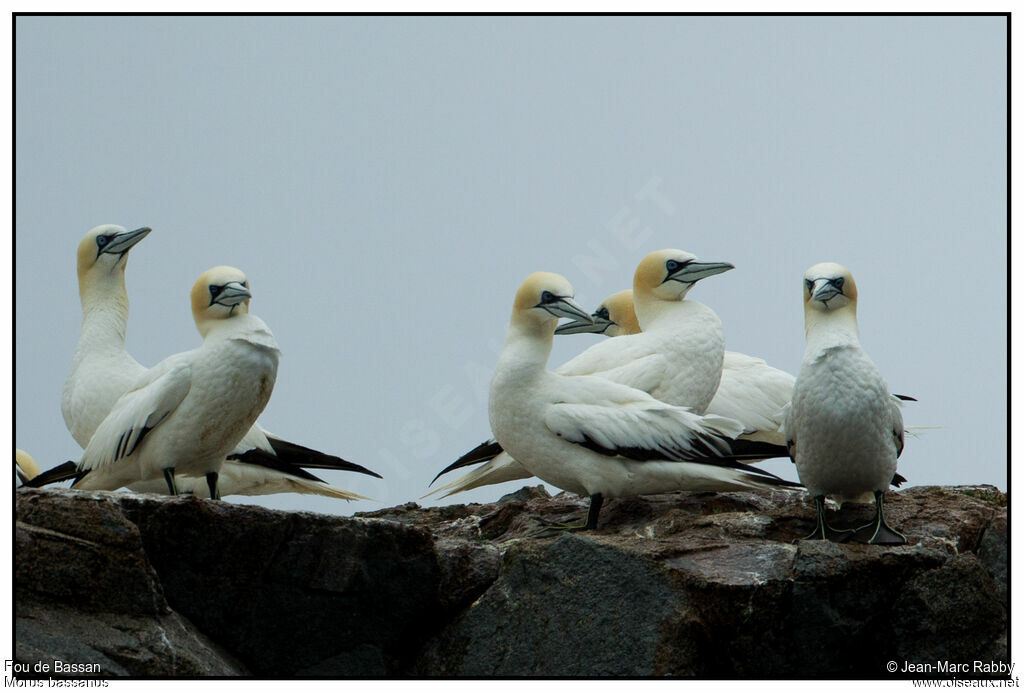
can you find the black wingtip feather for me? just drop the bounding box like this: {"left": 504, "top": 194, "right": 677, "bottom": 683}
{"left": 226, "top": 449, "right": 329, "bottom": 483}
{"left": 264, "top": 437, "right": 383, "bottom": 479}
{"left": 430, "top": 439, "right": 505, "bottom": 485}
{"left": 22, "top": 461, "right": 80, "bottom": 488}
{"left": 723, "top": 439, "right": 791, "bottom": 460}
{"left": 569, "top": 433, "right": 802, "bottom": 488}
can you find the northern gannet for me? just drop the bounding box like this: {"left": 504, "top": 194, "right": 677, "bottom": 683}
{"left": 549, "top": 249, "right": 735, "bottom": 410}
{"left": 67, "top": 266, "right": 281, "bottom": 499}
{"left": 486, "top": 271, "right": 799, "bottom": 530}
{"left": 52, "top": 227, "right": 381, "bottom": 498}
{"left": 62, "top": 224, "right": 152, "bottom": 447}
{"left": 784, "top": 262, "right": 907, "bottom": 545}
{"left": 16, "top": 449, "right": 39, "bottom": 485}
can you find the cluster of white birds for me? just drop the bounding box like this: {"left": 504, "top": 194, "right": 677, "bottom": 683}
{"left": 18, "top": 229, "right": 911, "bottom": 545}
{"left": 428, "top": 249, "right": 910, "bottom": 544}
{"left": 21, "top": 225, "right": 383, "bottom": 501}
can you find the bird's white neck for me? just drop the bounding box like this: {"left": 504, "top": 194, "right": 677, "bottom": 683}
{"left": 496, "top": 317, "right": 556, "bottom": 378}
{"left": 634, "top": 293, "right": 708, "bottom": 331}
{"left": 804, "top": 304, "right": 860, "bottom": 354}
{"left": 75, "top": 272, "right": 130, "bottom": 353}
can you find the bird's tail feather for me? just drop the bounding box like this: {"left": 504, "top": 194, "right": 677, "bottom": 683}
{"left": 22, "top": 461, "right": 80, "bottom": 488}
{"left": 430, "top": 439, "right": 504, "bottom": 485}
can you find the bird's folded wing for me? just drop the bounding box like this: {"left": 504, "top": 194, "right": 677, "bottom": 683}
{"left": 232, "top": 425, "right": 276, "bottom": 456}
{"left": 543, "top": 398, "right": 744, "bottom": 462}
{"left": 81, "top": 362, "right": 192, "bottom": 471}
{"left": 562, "top": 352, "right": 669, "bottom": 396}
{"left": 555, "top": 335, "right": 663, "bottom": 379}
{"left": 707, "top": 363, "right": 793, "bottom": 436}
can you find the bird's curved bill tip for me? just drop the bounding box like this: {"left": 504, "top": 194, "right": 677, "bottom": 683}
{"left": 555, "top": 316, "right": 612, "bottom": 335}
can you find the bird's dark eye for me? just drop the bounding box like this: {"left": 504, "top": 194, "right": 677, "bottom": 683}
{"left": 209, "top": 285, "right": 223, "bottom": 297}
{"left": 96, "top": 235, "right": 109, "bottom": 247}
{"left": 666, "top": 259, "right": 679, "bottom": 272}
{"left": 595, "top": 307, "right": 610, "bottom": 320}
{"left": 833, "top": 277, "right": 845, "bottom": 289}
{"left": 805, "top": 278, "right": 814, "bottom": 293}
{"left": 541, "top": 291, "right": 555, "bottom": 303}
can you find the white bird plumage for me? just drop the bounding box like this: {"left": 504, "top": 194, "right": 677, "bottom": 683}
{"left": 71, "top": 266, "right": 280, "bottom": 499}
{"left": 784, "top": 262, "right": 907, "bottom": 545}
{"left": 485, "top": 271, "right": 799, "bottom": 530}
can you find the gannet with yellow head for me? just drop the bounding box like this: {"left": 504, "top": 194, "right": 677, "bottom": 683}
{"left": 61, "top": 224, "right": 152, "bottom": 447}
{"left": 785, "top": 262, "right": 906, "bottom": 545}
{"left": 69, "top": 266, "right": 280, "bottom": 499}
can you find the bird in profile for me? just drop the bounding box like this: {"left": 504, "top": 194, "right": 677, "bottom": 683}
{"left": 784, "top": 262, "right": 907, "bottom": 545}
{"left": 486, "top": 271, "right": 799, "bottom": 530}
{"left": 62, "top": 224, "right": 152, "bottom": 447}
{"left": 59, "top": 266, "right": 281, "bottom": 499}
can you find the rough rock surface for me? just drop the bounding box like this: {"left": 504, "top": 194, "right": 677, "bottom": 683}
{"left": 15, "top": 484, "right": 1007, "bottom": 678}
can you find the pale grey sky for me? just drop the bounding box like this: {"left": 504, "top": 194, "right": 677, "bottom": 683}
{"left": 14, "top": 16, "right": 1006, "bottom": 515}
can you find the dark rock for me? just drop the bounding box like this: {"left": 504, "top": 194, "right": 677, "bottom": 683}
{"left": 17, "top": 602, "right": 247, "bottom": 676}
{"left": 410, "top": 485, "right": 1008, "bottom": 677}
{"left": 15, "top": 483, "right": 1007, "bottom": 678}
{"left": 114, "top": 493, "right": 446, "bottom": 676}
{"left": 976, "top": 509, "right": 1007, "bottom": 601}
{"left": 16, "top": 491, "right": 165, "bottom": 616}
{"left": 497, "top": 484, "right": 551, "bottom": 503}
{"left": 434, "top": 538, "right": 502, "bottom": 612}
{"left": 418, "top": 533, "right": 696, "bottom": 676}
{"left": 15, "top": 491, "right": 244, "bottom": 676}
{"left": 888, "top": 553, "right": 1007, "bottom": 669}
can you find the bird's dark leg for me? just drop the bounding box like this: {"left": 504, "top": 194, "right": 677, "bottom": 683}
{"left": 206, "top": 471, "right": 220, "bottom": 501}
{"left": 163, "top": 467, "right": 178, "bottom": 496}
{"left": 855, "top": 490, "right": 907, "bottom": 545}
{"left": 585, "top": 493, "right": 603, "bottom": 530}
{"left": 798, "top": 495, "right": 854, "bottom": 542}
{"left": 535, "top": 493, "right": 604, "bottom": 534}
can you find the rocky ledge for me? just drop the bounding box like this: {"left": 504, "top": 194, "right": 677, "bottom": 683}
{"left": 15, "top": 484, "right": 1007, "bottom": 677}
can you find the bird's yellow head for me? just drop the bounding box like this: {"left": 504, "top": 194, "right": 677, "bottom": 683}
{"left": 190, "top": 265, "right": 252, "bottom": 337}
